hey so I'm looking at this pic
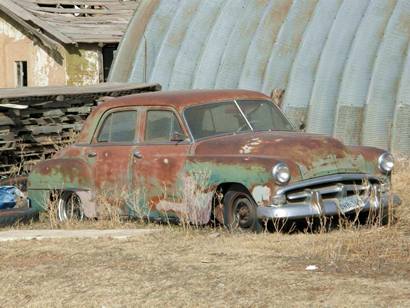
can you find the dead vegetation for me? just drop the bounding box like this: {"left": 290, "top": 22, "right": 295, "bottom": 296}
{"left": 0, "top": 158, "right": 409, "bottom": 306}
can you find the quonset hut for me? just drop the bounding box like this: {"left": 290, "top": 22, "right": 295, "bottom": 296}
{"left": 109, "top": 0, "right": 410, "bottom": 155}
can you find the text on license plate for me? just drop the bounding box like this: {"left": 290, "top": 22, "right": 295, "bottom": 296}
{"left": 339, "top": 195, "right": 364, "bottom": 213}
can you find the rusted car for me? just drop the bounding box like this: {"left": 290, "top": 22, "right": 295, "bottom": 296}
{"left": 27, "top": 90, "right": 400, "bottom": 230}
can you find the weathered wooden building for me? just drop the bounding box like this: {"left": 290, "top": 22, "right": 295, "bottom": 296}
{"left": 0, "top": 0, "right": 140, "bottom": 88}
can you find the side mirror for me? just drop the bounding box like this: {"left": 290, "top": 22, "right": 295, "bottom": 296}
{"left": 170, "top": 132, "right": 186, "bottom": 142}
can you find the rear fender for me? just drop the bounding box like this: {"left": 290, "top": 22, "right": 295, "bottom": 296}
{"left": 28, "top": 158, "right": 95, "bottom": 214}
{"left": 28, "top": 158, "right": 93, "bottom": 190}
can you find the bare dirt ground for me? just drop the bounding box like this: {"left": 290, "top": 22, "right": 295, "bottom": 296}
{"left": 0, "top": 158, "right": 409, "bottom": 307}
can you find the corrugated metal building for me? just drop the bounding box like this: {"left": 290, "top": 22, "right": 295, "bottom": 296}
{"left": 109, "top": 0, "right": 410, "bottom": 155}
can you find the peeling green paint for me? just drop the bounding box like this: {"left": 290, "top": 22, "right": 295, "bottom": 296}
{"left": 184, "top": 161, "right": 272, "bottom": 190}
{"left": 298, "top": 154, "right": 378, "bottom": 179}
{"left": 28, "top": 190, "right": 49, "bottom": 211}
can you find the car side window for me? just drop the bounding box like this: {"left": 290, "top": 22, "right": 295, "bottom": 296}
{"left": 97, "top": 110, "right": 137, "bottom": 143}
{"left": 145, "top": 110, "right": 184, "bottom": 143}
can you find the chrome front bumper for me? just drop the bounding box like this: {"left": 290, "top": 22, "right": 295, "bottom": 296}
{"left": 257, "top": 193, "right": 401, "bottom": 220}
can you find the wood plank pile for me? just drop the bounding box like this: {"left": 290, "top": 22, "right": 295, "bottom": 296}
{"left": 0, "top": 82, "right": 160, "bottom": 178}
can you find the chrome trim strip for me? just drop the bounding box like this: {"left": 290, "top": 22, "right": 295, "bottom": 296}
{"left": 286, "top": 183, "right": 371, "bottom": 200}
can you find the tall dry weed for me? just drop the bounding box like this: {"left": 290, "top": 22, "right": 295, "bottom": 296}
{"left": 392, "top": 155, "right": 410, "bottom": 230}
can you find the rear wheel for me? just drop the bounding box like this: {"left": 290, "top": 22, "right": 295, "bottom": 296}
{"left": 57, "top": 191, "right": 84, "bottom": 222}
{"left": 223, "top": 190, "right": 261, "bottom": 232}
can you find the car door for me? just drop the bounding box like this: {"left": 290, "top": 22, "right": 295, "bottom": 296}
{"left": 130, "top": 107, "right": 191, "bottom": 220}
{"left": 86, "top": 107, "right": 141, "bottom": 202}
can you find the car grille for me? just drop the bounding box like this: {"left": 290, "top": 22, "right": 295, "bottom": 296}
{"left": 276, "top": 174, "right": 383, "bottom": 203}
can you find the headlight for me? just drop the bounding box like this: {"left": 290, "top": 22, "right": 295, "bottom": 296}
{"left": 378, "top": 152, "right": 394, "bottom": 173}
{"left": 272, "top": 162, "right": 291, "bottom": 184}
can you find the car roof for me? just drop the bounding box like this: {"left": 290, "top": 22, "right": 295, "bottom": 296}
{"left": 97, "top": 89, "right": 271, "bottom": 112}
{"left": 76, "top": 89, "right": 272, "bottom": 144}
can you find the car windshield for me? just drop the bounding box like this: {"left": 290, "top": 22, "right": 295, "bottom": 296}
{"left": 184, "top": 100, "right": 293, "bottom": 139}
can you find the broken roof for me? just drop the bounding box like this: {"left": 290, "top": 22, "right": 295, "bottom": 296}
{"left": 0, "top": 0, "right": 140, "bottom": 45}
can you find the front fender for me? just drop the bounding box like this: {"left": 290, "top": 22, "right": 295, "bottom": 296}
{"left": 346, "top": 145, "right": 387, "bottom": 177}
{"left": 184, "top": 156, "right": 301, "bottom": 206}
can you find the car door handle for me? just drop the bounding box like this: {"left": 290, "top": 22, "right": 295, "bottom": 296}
{"left": 133, "top": 151, "right": 143, "bottom": 159}
{"left": 87, "top": 152, "right": 97, "bottom": 158}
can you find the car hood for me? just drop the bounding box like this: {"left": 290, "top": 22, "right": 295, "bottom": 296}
{"left": 192, "top": 131, "right": 376, "bottom": 179}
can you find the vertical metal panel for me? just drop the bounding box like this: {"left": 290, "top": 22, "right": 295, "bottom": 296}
{"left": 362, "top": 0, "right": 410, "bottom": 149}
{"left": 214, "top": 0, "right": 269, "bottom": 89}
{"left": 192, "top": 0, "right": 249, "bottom": 89}
{"left": 391, "top": 41, "right": 410, "bottom": 153}
{"left": 130, "top": 0, "right": 180, "bottom": 83}
{"left": 261, "top": 0, "right": 317, "bottom": 94}
{"left": 306, "top": 0, "right": 370, "bottom": 135}
{"left": 282, "top": 0, "right": 342, "bottom": 127}
{"left": 238, "top": 0, "right": 292, "bottom": 91}
{"left": 169, "top": 0, "right": 224, "bottom": 89}
{"left": 149, "top": 0, "right": 202, "bottom": 89}
{"left": 334, "top": 0, "right": 396, "bottom": 145}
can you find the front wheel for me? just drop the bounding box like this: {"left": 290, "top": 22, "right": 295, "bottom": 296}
{"left": 57, "top": 191, "right": 84, "bottom": 222}
{"left": 223, "top": 190, "right": 261, "bottom": 232}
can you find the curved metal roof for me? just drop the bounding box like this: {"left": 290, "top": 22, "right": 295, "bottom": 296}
{"left": 109, "top": 0, "right": 410, "bottom": 154}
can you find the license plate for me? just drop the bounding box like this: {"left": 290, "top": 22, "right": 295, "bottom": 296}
{"left": 339, "top": 195, "right": 364, "bottom": 213}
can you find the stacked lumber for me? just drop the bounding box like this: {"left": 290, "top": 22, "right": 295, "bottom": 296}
{"left": 0, "top": 82, "right": 160, "bottom": 178}
{"left": 0, "top": 104, "right": 90, "bottom": 177}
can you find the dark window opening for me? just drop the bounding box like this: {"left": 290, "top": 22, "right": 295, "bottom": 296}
{"left": 16, "top": 61, "right": 27, "bottom": 87}
{"left": 102, "top": 44, "right": 118, "bottom": 81}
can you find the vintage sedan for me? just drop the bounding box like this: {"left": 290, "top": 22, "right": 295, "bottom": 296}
{"left": 28, "top": 90, "right": 400, "bottom": 230}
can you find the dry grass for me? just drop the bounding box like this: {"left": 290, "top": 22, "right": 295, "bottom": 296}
{"left": 0, "top": 159, "right": 409, "bottom": 307}
{"left": 0, "top": 226, "right": 410, "bottom": 307}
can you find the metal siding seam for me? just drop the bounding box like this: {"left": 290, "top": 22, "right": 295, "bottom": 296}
{"left": 261, "top": 0, "right": 318, "bottom": 95}
{"left": 238, "top": 0, "right": 293, "bottom": 91}
{"left": 334, "top": 0, "right": 397, "bottom": 146}
{"left": 361, "top": 0, "right": 410, "bottom": 149}
{"left": 107, "top": 0, "right": 160, "bottom": 82}
{"left": 149, "top": 0, "right": 202, "bottom": 89}
{"left": 192, "top": 0, "right": 249, "bottom": 89}
{"left": 391, "top": 42, "right": 410, "bottom": 154}
{"left": 306, "top": 0, "right": 370, "bottom": 135}
{"left": 214, "top": 0, "right": 270, "bottom": 89}
{"left": 130, "top": 0, "right": 180, "bottom": 83}
{"left": 282, "top": 0, "right": 342, "bottom": 111}
{"left": 169, "top": 0, "right": 224, "bottom": 90}
{"left": 188, "top": 0, "right": 228, "bottom": 89}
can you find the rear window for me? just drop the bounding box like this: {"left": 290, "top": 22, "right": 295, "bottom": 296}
{"left": 97, "top": 110, "right": 137, "bottom": 143}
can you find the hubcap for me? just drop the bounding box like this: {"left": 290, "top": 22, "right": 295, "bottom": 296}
{"left": 58, "top": 193, "right": 84, "bottom": 221}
